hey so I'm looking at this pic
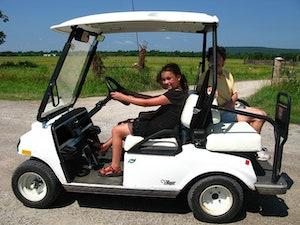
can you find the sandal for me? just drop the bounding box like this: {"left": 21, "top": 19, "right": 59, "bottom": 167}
{"left": 99, "top": 165, "right": 122, "bottom": 177}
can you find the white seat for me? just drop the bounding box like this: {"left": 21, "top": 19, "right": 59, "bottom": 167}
{"left": 124, "top": 135, "right": 178, "bottom": 151}
{"left": 124, "top": 93, "right": 223, "bottom": 151}
{"left": 181, "top": 94, "right": 261, "bottom": 152}
{"left": 181, "top": 93, "right": 199, "bottom": 128}
{"left": 206, "top": 122, "right": 261, "bottom": 152}
{"left": 123, "top": 93, "right": 201, "bottom": 151}
{"left": 124, "top": 135, "right": 144, "bottom": 151}
{"left": 124, "top": 93, "right": 261, "bottom": 153}
{"left": 181, "top": 93, "right": 220, "bottom": 128}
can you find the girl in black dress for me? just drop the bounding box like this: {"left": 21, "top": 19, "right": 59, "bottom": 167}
{"left": 99, "top": 63, "right": 188, "bottom": 176}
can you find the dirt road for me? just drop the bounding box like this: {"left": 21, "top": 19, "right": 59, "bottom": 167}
{"left": 1, "top": 80, "right": 299, "bottom": 225}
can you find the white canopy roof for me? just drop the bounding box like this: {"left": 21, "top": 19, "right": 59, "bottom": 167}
{"left": 51, "top": 11, "right": 219, "bottom": 34}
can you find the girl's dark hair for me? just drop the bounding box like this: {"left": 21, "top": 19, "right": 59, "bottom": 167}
{"left": 156, "top": 63, "right": 189, "bottom": 92}
{"left": 206, "top": 46, "right": 227, "bottom": 60}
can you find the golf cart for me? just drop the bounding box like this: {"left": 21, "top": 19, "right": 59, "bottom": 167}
{"left": 12, "top": 11, "right": 292, "bottom": 223}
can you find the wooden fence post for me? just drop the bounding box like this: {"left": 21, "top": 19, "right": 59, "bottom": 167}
{"left": 272, "top": 57, "right": 284, "bottom": 84}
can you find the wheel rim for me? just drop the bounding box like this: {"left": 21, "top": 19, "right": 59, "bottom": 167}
{"left": 199, "top": 185, "right": 233, "bottom": 216}
{"left": 18, "top": 172, "right": 47, "bottom": 202}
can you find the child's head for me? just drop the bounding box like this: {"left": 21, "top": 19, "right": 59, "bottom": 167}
{"left": 157, "top": 63, "right": 188, "bottom": 92}
{"left": 206, "top": 46, "right": 226, "bottom": 72}
{"left": 206, "top": 46, "right": 227, "bottom": 61}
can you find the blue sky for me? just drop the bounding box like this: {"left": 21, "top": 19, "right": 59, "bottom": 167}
{"left": 1, "top": 0, "right": 300, "bottom": 52}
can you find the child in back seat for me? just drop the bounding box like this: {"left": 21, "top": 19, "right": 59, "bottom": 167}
{"left": 197, "top": 46, "right": 267, "bottom": 134}
{"left": 197, "top": 47, "right": 270, "bottom": 161}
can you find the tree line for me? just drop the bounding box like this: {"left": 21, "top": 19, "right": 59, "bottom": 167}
{"left": 1, "top": 49, "right": 299, "bottom": 61}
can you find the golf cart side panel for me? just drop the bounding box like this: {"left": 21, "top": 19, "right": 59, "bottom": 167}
{"left": 123, "top": 144, "right": 257, "bottom": 191}
{"left": 184, "top": 146, "right": 257, "bottom": 190}
{"left": 17, "top": 121, "right": 68, "bottom": 184}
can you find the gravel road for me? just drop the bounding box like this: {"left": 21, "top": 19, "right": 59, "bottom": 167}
{"left": 1, "top": 80, "right": 299, "bottom": 225}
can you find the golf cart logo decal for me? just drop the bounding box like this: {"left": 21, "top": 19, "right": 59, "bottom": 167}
{"left": 161, "top": 179, "right": 175, "bottom": 185}
{"left": 128, "top": 159, "right": 136, "bottom": 163}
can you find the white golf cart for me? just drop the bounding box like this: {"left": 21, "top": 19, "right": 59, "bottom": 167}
{"left": 12, "top": 11, "right": 292, "bottom": 223}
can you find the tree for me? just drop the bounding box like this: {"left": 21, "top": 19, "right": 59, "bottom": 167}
{"left": 0, "top": 10, "right": 9, "bottom": 45}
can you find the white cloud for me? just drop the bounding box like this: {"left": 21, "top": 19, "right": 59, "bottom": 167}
{"left": 114, "top": 40, "right": 134, "bottom": 45}
{"left": 124, "top": 40, "right": 134, "bottom": 44}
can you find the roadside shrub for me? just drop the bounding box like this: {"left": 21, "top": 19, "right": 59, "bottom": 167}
{"left": 0, "top": 60, "right": 38, "bottom": 68}
{"left": 18, "top": 61, "right": 38, "bottom": 68}
{"left": 0, "top": 61, "right": 15, "bottom": 67}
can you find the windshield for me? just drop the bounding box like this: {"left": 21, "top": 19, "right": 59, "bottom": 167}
{"left": 57, "top": 38, "right": 94, "bottom": 104}
{"left": 38, "top": 32, "right": 97, "bottom": 121}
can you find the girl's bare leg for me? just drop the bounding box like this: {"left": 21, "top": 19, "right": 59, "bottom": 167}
{"left": 101, "top": 138, "right": 112, "bottom": 152}
{"left": 101, "top": 119, "right": 134, "bottom": 152}
{"left": 111, "top": 123, "right": 132, "bottom": 169}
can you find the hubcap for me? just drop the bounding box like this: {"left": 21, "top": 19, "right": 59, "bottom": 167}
{"left": 18, "top": 172, "right": 47, "bottom": 202}
{"left": 199, "top": 185, "right": 233, "bottom": 216}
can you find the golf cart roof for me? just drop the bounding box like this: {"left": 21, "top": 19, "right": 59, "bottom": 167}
{"left": 51, "top": 11, "right": 219, "bottom": 34}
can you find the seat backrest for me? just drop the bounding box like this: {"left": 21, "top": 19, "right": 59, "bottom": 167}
{"left": 181, "top": 94, "right": 220, "bottom": 128}
{"left": 181, "top": 93, "right": 199, "bottom": 128}
{"left": 211, "top": 98, "right": 221, "bottom": 124}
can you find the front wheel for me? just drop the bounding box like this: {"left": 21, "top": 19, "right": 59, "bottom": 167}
{"left": 188, "top": 175, "right": 244, "bottom": 223}
{"left": 11, "top": 159, "right": 61, "bottom": 208}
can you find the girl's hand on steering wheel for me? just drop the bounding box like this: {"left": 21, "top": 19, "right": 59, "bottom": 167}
{"left": 111, "top": 92, "right": 129, "bottom": 102}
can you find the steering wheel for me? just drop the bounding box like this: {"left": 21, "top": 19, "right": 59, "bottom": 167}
{"left": 104, "top": 77, "right": 130, "bottom": 105}
{"left": 236, "top": 99, "right": 250, "bottom": 108}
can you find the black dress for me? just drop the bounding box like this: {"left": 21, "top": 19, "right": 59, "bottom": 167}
{"left": 132, "top": 89, "right": 188, "bottom": 137}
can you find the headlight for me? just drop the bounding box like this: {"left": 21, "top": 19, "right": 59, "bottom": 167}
{"left": 21, "top": 149, "right": 32, "bottom": 156}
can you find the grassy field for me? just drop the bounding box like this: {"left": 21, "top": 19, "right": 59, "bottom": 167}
{"left": 0, "top": 56, "right": 55, "bottom": 100}
{"left": 0, "top": 56, "right": 275, "bottom": 99}
{"left": 248, "top": 80, "right": 300, "bottom": 124}
{"left": 0, "top": 55, "right": 299, "bottom": 123}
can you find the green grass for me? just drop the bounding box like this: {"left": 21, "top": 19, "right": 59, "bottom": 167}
{"left": 0, "top": 56, "right": 56, "bottom": 100}
{"left": 247, "top": 80, "right": 300, "bottom": 124}
{"left": 0, "top": 56, "right": 200, "bottom": 99}
{"left": 0, "top": 55, "right": 299, "bottom": 123}
{"left": 225, "top": 59, "right": 272, "bottom": 80}
{"left": 0, "top": 65, "right": 50, "bottom": 100}
{"left": 0, "top": 56, "right": 274, "bottom": 98}
{"left": 102, "top": 55, "right": 201, "bottom": 85}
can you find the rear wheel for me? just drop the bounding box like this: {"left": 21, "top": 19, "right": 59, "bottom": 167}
{"left": 12, "top": 159, "right": 61, "bottom": 208}
{"left": 188, "top": 175, "right": 243, "bottom": 223}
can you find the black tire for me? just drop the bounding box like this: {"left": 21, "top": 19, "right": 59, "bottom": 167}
{"left": 187, "top": 175, "right": 243, "bottom": 223}
{"left": 11, "top": 159, "right": 61, "bottom": 208}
